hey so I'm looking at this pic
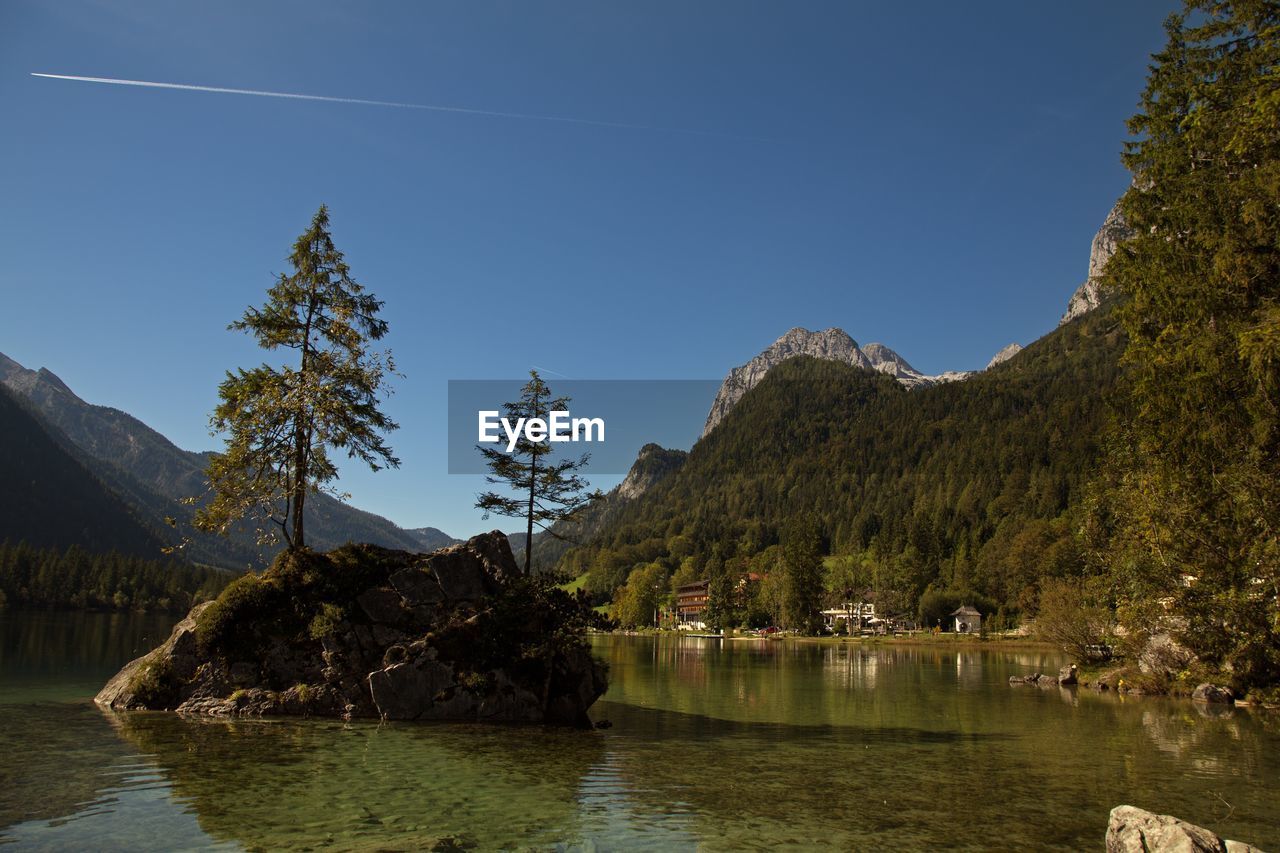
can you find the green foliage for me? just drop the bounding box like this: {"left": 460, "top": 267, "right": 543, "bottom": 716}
{"left": 196, "top": 572, "right": 284, "bottom": 659}
{"left": 194, "top": 543, "right": 407, "bottom": 662}
{"left": 610, "top": 561, "right": 668, "bottom": 628}
{"left": 824, "top": 555, "right": 871, "bottom": 605}
{"left": 703, "top": 553, "right": 744, "bottom": 632}
{"left": 196, "top": 205, "right": 399, "bottom": 550}
{"left": 0, "top": 540, "right": 229, "bottom": 612}
{"left": 475, "top": 371, "right": 601, "bottom": 575}
{"left": 782, "top": 516, "right": 823, "bottom": 634}
{"left": 753, "top": 568, "right": 786, "bottom": 627}
{"left": 128, "top": 655, "right": 177, "bottom": 707}
{"left": 916, "top": 586, "right": 996, "bottom": 632}
{"left": 1035, "top": 577, "right": 1114, "bottom": 664}
{"left": 1099, "top": 0, "right": 1280, "bottom": 690}
{"left": 307, "top": 603, "right": 347, "bottom": 640}
{"left": 562, "top": 312, "right": 1122, "bottom": 624}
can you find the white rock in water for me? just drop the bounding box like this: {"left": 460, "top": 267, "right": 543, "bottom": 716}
{"left": 1105, "top": 805, "right": 1264, "bottom": 853}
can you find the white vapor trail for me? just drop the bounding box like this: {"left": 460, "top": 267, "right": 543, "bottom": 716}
{"left": 31, "top": 72, "right": 765, "bottom": 140}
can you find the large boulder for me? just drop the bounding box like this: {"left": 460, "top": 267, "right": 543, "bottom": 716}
{"left": 95, "top": 531, "right": 606, "bottom": 726}
{"left": 368, "top": 657, "right": 463, "bottom": 721}
{"left": 1191, "top": 683, "right": 1235, "bottom": 704}
{"left": 1139, "top": 633, "right": 1196, "bottom": 678}
{"left": 422, "top": 531, "right": 519, "bottom": 601}
{"left": 1105, "top": 805, "right": 1263, "bottom": 853}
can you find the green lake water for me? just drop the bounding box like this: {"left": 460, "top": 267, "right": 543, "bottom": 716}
{"left": 1, "top": 610, "right": 1277, "bottom": 850}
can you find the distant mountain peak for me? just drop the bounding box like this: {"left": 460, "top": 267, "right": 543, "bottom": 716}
{"left": 701, "top": 328, "right": 968, "bottom": 437}
{"left": 1060, "top": 198, "right": 1134, "bottom": 326}
{"left": 617, "top": 443, "right": 688, "bottom": 500}
{"left": 34, "top": 366, "right": 75, "bottom": 396}
{"left": 861, "top": 342, "right": 918, "bottom": 375}
{"left": 986, "top": 343, "right": 1023, "bottom": 369}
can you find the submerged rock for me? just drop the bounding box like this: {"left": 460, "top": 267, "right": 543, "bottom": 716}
{"left": 96, "top": 531, "right": 607, "bottom": 726}
{"left": 1105, "top": 805, "right": 1263, "bottom": 853}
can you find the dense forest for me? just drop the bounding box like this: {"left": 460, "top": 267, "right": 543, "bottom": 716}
{"left": 0, "top": 541, "right": 231, "bottom": 612}
{"left": 562, "top": 306, "right": 1124, "bottom": 627}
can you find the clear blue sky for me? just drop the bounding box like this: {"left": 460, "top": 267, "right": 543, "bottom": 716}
{"left": 0, "top": 1, "right": 1174, "bottom": 538}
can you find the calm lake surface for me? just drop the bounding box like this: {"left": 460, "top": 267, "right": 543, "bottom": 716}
{"left": 1, "top": 611, "right": 1277, "bottom": 851}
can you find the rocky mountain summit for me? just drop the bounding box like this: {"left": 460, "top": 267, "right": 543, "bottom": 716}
{"left": 616, "top": 443, "right": 689, "bottom": 500}
{"left": 1060, "top": 199, "right": 1135, "bottom": 326}
{"left": 96, "top": 531, "right": 607, "bottom": 726}
{"left": 986, "top": 343, "right": 1023, "bottom": 369}
{"left": 862, "top": 342, "right": 969, "bottom": 388}
{"left": 699, "top": 197, "right": 1130, "bottom": 437}
{"left": 701, "top": 329, "right": 970, "bottom": 437}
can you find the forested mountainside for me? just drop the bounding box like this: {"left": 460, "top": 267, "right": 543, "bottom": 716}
{"left": 0, "top": 353, "right": 457, "bottom": 567}
{"left": 0, "top": 382, "right": 166, "bottom": 557}
{"left": 561, "top": 304, "right": 1123, "bottom": 621}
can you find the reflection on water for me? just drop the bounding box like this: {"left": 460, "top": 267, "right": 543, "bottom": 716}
{"left": 1, "top": 616, "right": 1278, "bottom": 850}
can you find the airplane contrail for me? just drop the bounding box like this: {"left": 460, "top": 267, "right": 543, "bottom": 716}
{"left": 31, "top": 72, "right": 768, "bottom": 140}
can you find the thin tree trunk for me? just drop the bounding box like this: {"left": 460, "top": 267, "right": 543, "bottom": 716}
{"left": 525, "top": 452, "right": 536, "bottom": 576}
{"left": 292, "top": 466, "right": 306, "bottom": 549}
{"left": 524, "top": 385, "right": 538, "bottom": 575}
{"left": 292, "top": 287, "right": 318, "bottom": 550}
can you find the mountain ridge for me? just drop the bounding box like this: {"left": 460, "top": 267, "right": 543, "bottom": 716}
{"left": 0, "top": 354, "right": 459, "bottom": 566}
{"left": 0, "top": 381, "right": 168, "bottom": 556}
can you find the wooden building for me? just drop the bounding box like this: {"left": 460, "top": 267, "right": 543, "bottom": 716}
{"left": 676, "top": 580, "right": 710, "bottom": 628}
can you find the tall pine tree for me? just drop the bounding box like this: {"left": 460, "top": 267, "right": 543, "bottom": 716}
{"left": 1102, "top": 1, "right": 1280, "bottom": 689}
{"left": 475, "top": 371, "right": 599, "bottom": 574}
{"left": 197, "top": 206, "right": 399, "bottom": 551}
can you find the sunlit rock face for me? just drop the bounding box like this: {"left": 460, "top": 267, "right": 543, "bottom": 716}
{"left": 986, "top": 343, "right": 1023, "bottom": 369}
{"left": 617, "top": 443, "right": 688, "bottom": 501}
{"left": 1060, "top": 199, "right": 1135, "bottom": 326}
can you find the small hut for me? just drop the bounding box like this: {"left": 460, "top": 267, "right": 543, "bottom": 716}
{"left": 951, "top": 605, "right": 981, "bottom": 634}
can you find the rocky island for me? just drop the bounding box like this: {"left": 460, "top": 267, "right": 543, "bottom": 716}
{"left": 96, "top": 531, "right": 608, "bottom": 726}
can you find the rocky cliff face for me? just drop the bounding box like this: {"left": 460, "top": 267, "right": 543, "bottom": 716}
{"left": 1060, "top": 199, "right": 1135, "bottom": 326}
{"left": 96, "top": 531, "right": 607, "bottom": 726}
{"left": 986, "top": 343, "right": 1023, "bottom": 369}
{"left": 616, "top": 443, "right": 689, "bottom": 500}
{"left": 701, "top": 329, "right": 968, "bottom": 437}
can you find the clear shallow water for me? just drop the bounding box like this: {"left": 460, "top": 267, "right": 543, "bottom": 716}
{"left": 0, "top": 612, "right": 1277, "bottom": 851}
